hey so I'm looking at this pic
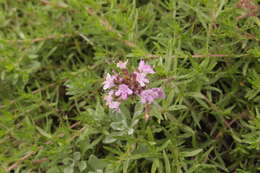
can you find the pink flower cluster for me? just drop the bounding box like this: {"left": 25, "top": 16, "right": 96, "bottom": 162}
{"left": 103, "top": 60, "right": 164, "bottom": 112}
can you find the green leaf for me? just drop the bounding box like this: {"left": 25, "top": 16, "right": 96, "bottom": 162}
{"left": 103, "top": 135, "right": 117, "bottom": 144}
{"left": 168, "top": 105, "right": 187, "bottom": 111}
{"left": 47, "top": 167, "right": 60, "bottom": 173}
{"left": 151, "top": 159, "right": 160, "bottom": 173}
{"left": 78, "top": 161, "right": 87, "bottom": 172}
{"left": 88, "top": 155, "right": 108, "bottom": 170}
{"left": 36, "top": 126, "right": 52, "bottom": 139}
{"left": 110, "top": 121, "right": 127, "bottom": 131}
{"left": 163, "top": 150, "right": 171, "bottom": 173}
{"left": 123, "top": 159, "right": 129, "bottom": 173}
{"left": 64, "top": 167, "right": 74, "bottom": 173}
{"left": 248, "top": 48, "right": 260, "bottom": 58}
{"left": 182, "top": 149, "right": 203, "bottom": 157}
{"left": 73, "top": 152, "right": 81, "bottom": 161}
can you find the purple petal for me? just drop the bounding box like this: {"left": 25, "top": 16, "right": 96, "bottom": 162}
{"left": 134, "top": 72, "right": 149, "bottom": 87}
{"left": 151, "top": 88, "right": 165, "bottom": 98}
{"left": 109, "top": 101, "right": 120, "bottom": 110}
{"left": 138, "top": 60, "right": 155, "bottom": 74}
{"left": 103, "top": 73, "right": 116, "bottom": 90}
{"left": 104, "top": 91, "right": 121, "bottom": 111}
{"left": 140, "top": 88, "right": 165, "bottom": 104}
{"left": 115, "top": 84, "right": 133, "bottom": 100}
{"left": 117, "top": 60, "right": 128, "bottom": 69}
{"left": 140, "top": 89, "right": 155, "bottom": 104}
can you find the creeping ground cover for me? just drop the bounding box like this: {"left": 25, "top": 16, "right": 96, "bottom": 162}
{"left": 0, "top": 0, "right": 260, "bottom": 172}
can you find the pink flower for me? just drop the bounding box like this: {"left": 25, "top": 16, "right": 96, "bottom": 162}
{"left": 140, "top": 88, "right": 165, "bottom": 104}
{"left": 140, "top": 89, "right": 155, "bottom": 104}
{"left": 104, "top": 91, "right": 113, "bottom": 104}
{"left": 103, "top": 73, "right": 116, "bottom": 90}
{"left": 151, "top": 88, "right": 165, "bottom": 99}
{"left": 117, "top": 60, "right": 128, "bottom": 69}
{"left": 134, "top": 72, "right": 149, "bottom": 87}
{"left": 104, "top": 91, "right": 121, "bottom": 111}
{"left": 109, "top": 101, "right": 120, "bottom": 111}
{"left": 115, "top": 84, "right": 133, "bottom": 100}
{"left": 103, "top": 60, "right": 164, "bottom": 112}
{"left": 138, "top": 60, "right": 155, "bottom": 74}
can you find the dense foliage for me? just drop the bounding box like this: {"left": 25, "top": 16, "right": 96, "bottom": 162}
{"left": 0, "top": 0, "right": 259, "bottom": 172}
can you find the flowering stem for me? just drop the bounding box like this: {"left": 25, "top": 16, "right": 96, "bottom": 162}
{"left": 144, "top": 104, "right": 151, "bottom": 121}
